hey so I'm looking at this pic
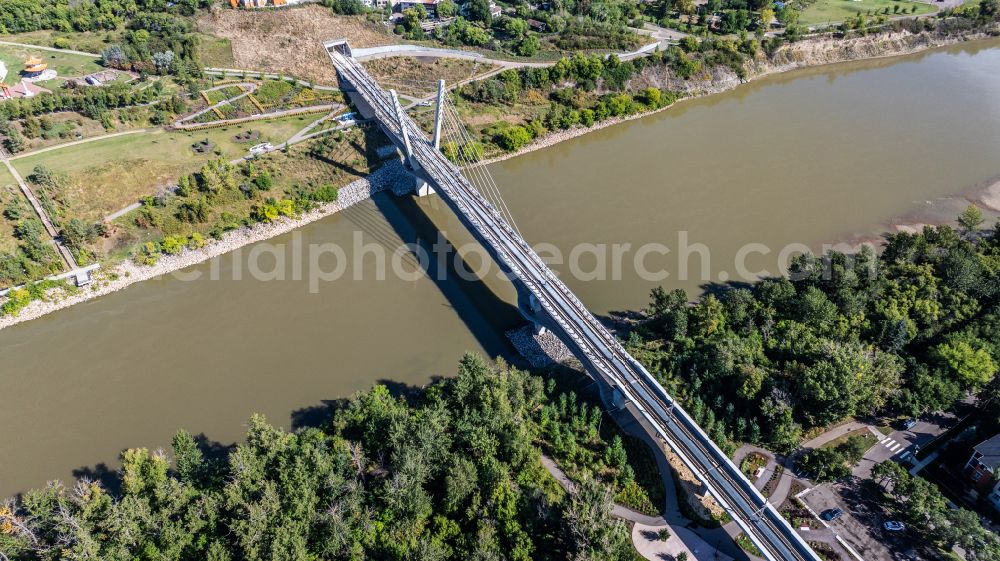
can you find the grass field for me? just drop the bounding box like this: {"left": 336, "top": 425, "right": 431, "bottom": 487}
{"left": 11, "top": 114, "right": 316, "bottom": 221}
{"left": 820, "top": 427, "right": 876, "bottom": 450}
{"left": 195, "top": 33, "right": 236, "bottom": 69}
{"left": 797, "top": 0, "right": 936, "bottom": 26}
{"left": 0, "top": 30, "right": 110, "bottom": 55}
{"left": 0, "top": 44, "right": 102, "bottom": 86}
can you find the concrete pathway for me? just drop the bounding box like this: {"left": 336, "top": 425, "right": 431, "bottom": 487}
{"left": 540, "top": 452, "right": 740, "bottom": 561}
{"left": 0, "top": 40, "right": 100, "bottom": 58}
{"left": 172, "top": 104, "right": 336, "bottom": 132}
{"left": 203, "top": 68, "right": 340, "bottom": 92}
{"left": 801, "top": 421, "right": 870, "bottom": 450}
{"left": 633, "top": 522, "right": 736, "bottom": 561}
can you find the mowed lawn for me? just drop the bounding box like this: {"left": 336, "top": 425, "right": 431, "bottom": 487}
{"left": 11, "top": 114, "right": 317, "bottom": 221}
{"left": 0, "top": 44, "right": 102, "bottom": 86}
{"left": 798, "top": 0, "right": 936, "bottom": 25}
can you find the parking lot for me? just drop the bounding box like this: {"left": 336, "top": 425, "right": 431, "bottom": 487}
{"left": 799, "top": 478, "right": 946, "bottom": 561}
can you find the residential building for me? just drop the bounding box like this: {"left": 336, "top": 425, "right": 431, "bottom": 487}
{"left": 963, "top": 434, "right": 1000, "bottom": 492}
{"left": 397, "top": 0, "right": 441, "bottom": 15}
{"left": 526, "top": 18, "right": 546, "bottom": 31}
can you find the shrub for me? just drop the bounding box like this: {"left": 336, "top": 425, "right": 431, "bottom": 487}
{"left": 1, "top": 287, "right": 32, "bottom": 317}
{"left": 161, "top": 235, "right": 187, "bottom": 255}
{"left": 188, "top": 232, "right": 206, "bottom": 249}
{"left": 135, "top": 241, "right": 160, "bottom": 265}
{"left": 52, "top": 37, "right": 71, "bottom": 49}
{"left": 313, "top": 184, "right": 338, "bottom": 203}
{"left": 496, "top": 125, "right": 533, "bottom": 151}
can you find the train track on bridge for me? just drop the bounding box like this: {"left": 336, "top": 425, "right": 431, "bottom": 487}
{"left": 326, "top": 45, "right": 821, "bottom": 561}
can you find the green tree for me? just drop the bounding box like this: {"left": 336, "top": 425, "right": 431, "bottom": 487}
{"left": 959, "top": 204, "right": 985, "bottom": 235}
{"left": 934, "top": 339, "right": 997, "bottom": 388}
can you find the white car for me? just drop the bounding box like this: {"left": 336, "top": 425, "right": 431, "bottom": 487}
{"left": 248, "top": 142, "right": 274, "bottom": 156}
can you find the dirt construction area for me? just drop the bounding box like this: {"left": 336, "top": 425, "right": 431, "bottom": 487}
{"left": 197, "top": 6, "right": 394, "bottom": 85}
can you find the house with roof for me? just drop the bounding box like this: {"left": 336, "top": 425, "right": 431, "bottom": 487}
{"left": 0, "top": 80, "right": 51, "bottom": 101}
{"left": 526, "top": 18, "right": 546, "bottom": 31}
{"left": 965, "top": 434, "right": 1000, "bottom": 512}
{"left": 397, "top": 0, "right": 442, "bottom": 15}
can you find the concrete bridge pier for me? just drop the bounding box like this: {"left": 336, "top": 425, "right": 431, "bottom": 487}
{"left": 514, "top": 281, "right": 552, "bottom": 335}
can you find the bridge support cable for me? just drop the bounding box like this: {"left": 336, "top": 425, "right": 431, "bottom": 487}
{"left": 441, "top": 97, "right": 520, "bottom": 235}
{"left": 438, "top": 97, "right": 522, "bottom": 236}
{"left": 435, "top": 104, "right": 510, "bottom": 225}
{"left": 436, "top": 107, "right": 517, "bottom": 232}
{"left": 369, "top": 74, "right": 520, "bottom": 232}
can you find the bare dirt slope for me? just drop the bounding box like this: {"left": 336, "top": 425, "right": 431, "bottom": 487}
{"left": 197, "top": 6, "right": 393, "bottom": 84}
{"left": 363, "top": 56, "right": 498, "bottom": 96}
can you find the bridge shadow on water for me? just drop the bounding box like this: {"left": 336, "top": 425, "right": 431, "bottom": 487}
{"left": 372, "top": 189, "right": 524, "bottom": 351}
{"left": 290, "top": 187, "right": 527, "bottom": 430}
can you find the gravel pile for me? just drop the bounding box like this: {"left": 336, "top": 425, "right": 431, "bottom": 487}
{"left": 506, "top": 324, "right": 574, "bottom": 368}
{"left": 0, "top": 160, "right": 410, "bottom": 331}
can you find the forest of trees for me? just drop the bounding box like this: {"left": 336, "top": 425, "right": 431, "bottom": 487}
{"left": 629, "top": 208, "right": 1000, "bottom": 455}
{"left": 0, "top": 355, "right": 643, "bottom": 561}
{"left": 0, "top": 0, "right": 208, "bottom": 77}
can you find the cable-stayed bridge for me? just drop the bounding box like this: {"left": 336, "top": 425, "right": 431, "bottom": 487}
{"left": 324, "top": 40, "right": 820, "bottom": 561}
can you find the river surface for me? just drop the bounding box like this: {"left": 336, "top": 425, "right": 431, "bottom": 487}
{"left": 3, "top": 39, "right": 1000, "bottom": 497}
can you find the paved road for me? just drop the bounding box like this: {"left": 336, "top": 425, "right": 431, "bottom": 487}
{"left": 0, "top": 40, "right": 100, "bottom": 58}
{"left": 856, "top": 415, "right": 953, "bottom": 478}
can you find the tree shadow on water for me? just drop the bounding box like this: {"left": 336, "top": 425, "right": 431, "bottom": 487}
{"left": 66, "top": 433, "right": 235, "bottom": 497}
{"left": 71, "top": 462, "right": 121, "bottom": 496}
{"left": 290, "top": 377, "right": 450, "bottom": 430}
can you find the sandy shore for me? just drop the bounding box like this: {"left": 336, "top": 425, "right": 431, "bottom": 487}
{"left": 0, "top": 161, "right": 409, "bottom": 331}
{"left": 1, "top": 31, "right": 998, "bottom": 330}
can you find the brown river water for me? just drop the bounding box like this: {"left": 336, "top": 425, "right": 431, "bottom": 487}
{"left": 2, "top": 39, "right": 1000, "bottom": 497}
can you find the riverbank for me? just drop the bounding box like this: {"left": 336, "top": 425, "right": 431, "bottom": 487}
{"left": 480, "top": 29, "right": 1000, "bottom": 166}
{"left": 1, "top": 31, "right": 998, "bottom": 330}
{"left": 0, "top": 161, "right": 409, "bottom": 331}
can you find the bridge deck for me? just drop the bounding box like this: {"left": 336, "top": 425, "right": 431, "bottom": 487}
{"left": 326, "top": 46, "right": 820, "bottom": 561}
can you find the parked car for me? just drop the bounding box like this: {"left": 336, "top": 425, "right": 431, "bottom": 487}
{"left": 820, "top": 508, "right": 844, "bottom": 522}
{"left": 883, "top": 520, "right": 906, "bottom": 532}
{"left": 901, "top": 418, "right": 918, "bottom": 430}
